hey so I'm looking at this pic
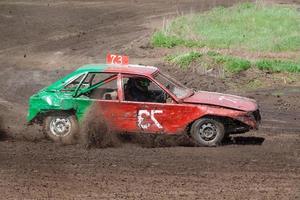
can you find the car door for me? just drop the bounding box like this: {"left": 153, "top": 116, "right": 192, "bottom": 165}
{"left": 121, "top": 74, "right": 201, "bottom": 134}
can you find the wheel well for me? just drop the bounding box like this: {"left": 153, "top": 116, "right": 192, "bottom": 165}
{"left": 32, "top": 109, "right": 76, "bottom": 125}
{"left": 185, "top": 115, "right": 249, "bottom": 135}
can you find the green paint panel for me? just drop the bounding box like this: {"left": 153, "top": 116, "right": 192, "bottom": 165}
{"left": 27, "top": 64, "right": 108, "bottom": 122}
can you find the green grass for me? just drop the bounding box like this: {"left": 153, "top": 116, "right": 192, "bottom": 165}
{"left": 256, "top": 59, "right": 300, "bottom": 73}
{"left": 165, "top": 51, "right": 300, "bottom": 74}
{"left": 151, "top": 32, "right": 202, "bottom": 48}
{"left": 207, "top": 52, "right": 251, "bottom": 73}
{"left": 152, "top": 3, "right": 300, "bottom": 52}
{"left": 165, "top": 51, "right": 202, "bottom": 68}
{"left": 166, "top": 51, "right": 251, "bottom": 73}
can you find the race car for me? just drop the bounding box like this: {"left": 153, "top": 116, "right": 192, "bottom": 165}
{"left": 27, "top": 63, "right": 261, "bottom": 146}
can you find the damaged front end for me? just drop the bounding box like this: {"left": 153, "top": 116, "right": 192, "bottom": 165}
{"left": 237, "top": 109, "right": 261, "bottom": 129}
{"left": 225, "top": 109, "right": 261, "bottom": 135}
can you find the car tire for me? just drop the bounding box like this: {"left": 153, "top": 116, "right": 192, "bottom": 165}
{"left": 43, "top": 113, "right": 79, "bottom": 145}
{"left": 191, "top": 117, "right": 225, "bottom": 147}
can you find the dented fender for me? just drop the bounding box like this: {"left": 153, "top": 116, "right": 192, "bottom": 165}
{"left": 203, "top": 105, "right": 259, "bottom": 129}
{"left": 27, "top": 91, "right": 82, "bottom": 122}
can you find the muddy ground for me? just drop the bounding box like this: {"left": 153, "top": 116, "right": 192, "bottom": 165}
{"left": 0, "top": 0, "right": 299, "bottom": 199}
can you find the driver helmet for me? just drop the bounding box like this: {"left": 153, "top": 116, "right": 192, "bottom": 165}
{"left": 133, "top": 77, "right": 150, "bottom": 92}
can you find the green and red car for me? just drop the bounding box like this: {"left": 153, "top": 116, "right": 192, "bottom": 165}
{"left": 27, "top": 64, "right": 261, "bottom": 146}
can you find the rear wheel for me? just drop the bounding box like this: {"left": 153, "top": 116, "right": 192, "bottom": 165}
{"left": 191, "top": 117, "right": 225, "bottom": 147}
{"left": 43, "top": 113, "right": 79, "bottom": 145}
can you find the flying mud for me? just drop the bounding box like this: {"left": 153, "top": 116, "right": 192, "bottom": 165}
{"left": 79, "top": 104, "right": 121, "bottom": 148}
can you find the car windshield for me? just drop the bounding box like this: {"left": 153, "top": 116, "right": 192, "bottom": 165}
{"left": 154, "top": 72, "right": 192, "bottom": 99}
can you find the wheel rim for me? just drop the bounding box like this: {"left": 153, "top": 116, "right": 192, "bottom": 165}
{"left": 198, "top": 122, "right": 218, "bottom": 141}
{"left": 49, "top": 117, "right": 71, "bottom": 137}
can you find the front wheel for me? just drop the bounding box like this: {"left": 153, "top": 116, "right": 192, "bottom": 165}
{"left": 191, "top": 118, "right": 225, "bottom": 147}
{"left": 43, "top": 113, "right": 79, "bottom": 145}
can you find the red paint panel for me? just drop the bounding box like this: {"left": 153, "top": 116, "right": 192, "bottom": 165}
{"left": 81, "top": 100, "right": 258, "bottom": 135}
{"left": 184, "top": 91, "right": 257, "bottom": 112}
{"left": 93, "top": 100, "right": 205, "bottom": 134}
{"left": 89, "top": 101, "right": 139, "bottom": 133}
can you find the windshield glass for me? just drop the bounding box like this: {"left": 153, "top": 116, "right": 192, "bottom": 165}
{"left": 154, "top": 72, "right": 191, "bottom": 99}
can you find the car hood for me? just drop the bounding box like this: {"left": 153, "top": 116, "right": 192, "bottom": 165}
{"left": 183, "top": 91, "right": 258, "bottom": 111}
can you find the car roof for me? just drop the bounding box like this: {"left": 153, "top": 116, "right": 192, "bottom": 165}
{"left": 76, "top": 64, "right": 159, "bottom": 76}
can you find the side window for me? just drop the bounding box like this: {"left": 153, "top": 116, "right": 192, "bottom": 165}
{"left": 76, "top": 72, "right": 116, "bottom": 92}
{"left": 89, "top": 78, "right": 118, "bottom": 100}
{"left": 63, "top": 74, "right": 85, "bottom": 91}
{"left": 123, "top": 75, "right": 167, "bottom": 103}
{"left": 92, "top": 73, "right": 113, "bottom": 86}
{"left": 81, "top": 73, "right": 114, "bottom": 89}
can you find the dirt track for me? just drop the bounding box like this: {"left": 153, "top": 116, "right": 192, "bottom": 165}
{"left": 0, "top": 0, "right": 299, "bottom": 199}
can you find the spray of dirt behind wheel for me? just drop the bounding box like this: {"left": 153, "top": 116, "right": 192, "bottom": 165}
{"left": 79, "top": 103, "right": 121, "bottom": 148}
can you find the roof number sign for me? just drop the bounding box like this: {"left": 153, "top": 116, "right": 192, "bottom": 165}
{"left": 106, "top": 54, "right": 129, "bottom": 65}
